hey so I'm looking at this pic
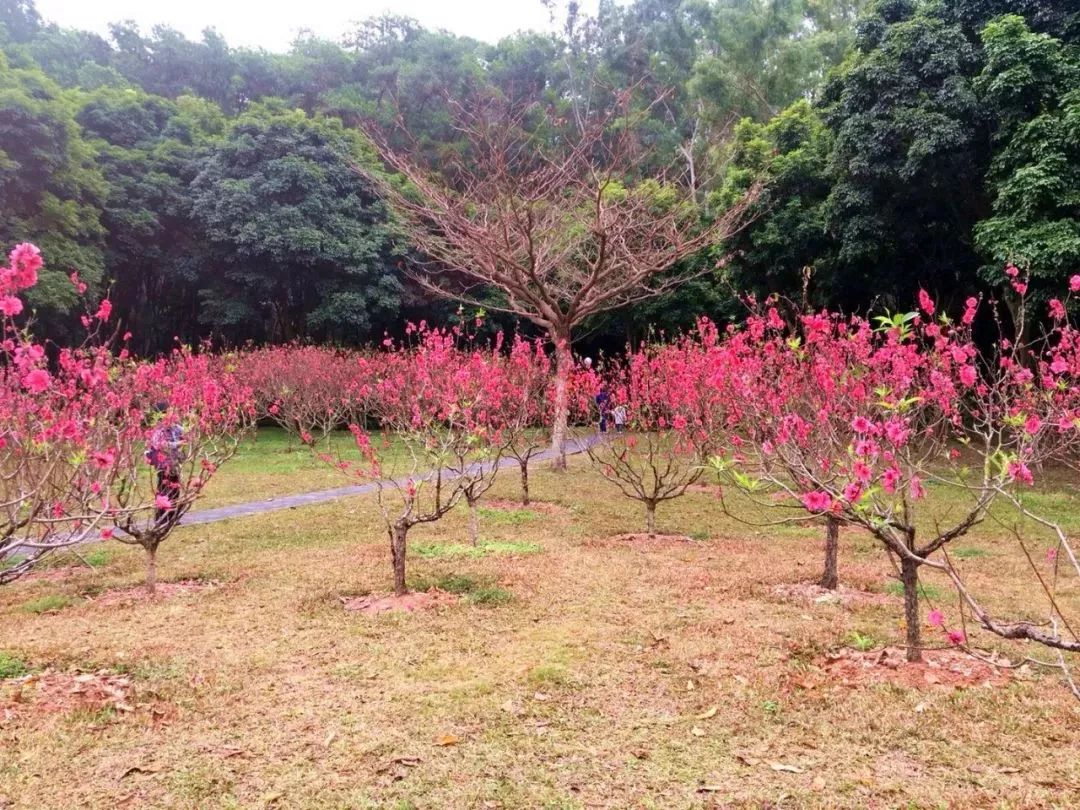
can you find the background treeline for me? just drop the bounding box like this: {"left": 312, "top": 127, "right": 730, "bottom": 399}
{"left": 0, "top": 0, "right": 1076, "bottom": 354}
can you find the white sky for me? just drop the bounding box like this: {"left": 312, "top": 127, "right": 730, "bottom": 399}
{"left": 35, "top": 0, "right": 600, "bottom": 51}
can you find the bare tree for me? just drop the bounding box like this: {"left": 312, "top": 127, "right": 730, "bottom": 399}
{"left": 363, "top": 88, "right": 759, "bottom": 469}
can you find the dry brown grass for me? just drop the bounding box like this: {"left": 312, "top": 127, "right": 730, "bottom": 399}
{"left": 1, "top": 448, "right": 1079, "bottom": 809}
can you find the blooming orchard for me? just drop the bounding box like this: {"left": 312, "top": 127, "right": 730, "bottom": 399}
{"left": 311, "top": 324, "right": 517, "bottom": 595}
{"left": 0, "top": 244, "right": 131, "bottom": 580}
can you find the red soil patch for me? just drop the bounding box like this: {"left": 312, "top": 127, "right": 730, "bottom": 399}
{"left": 341, "top": 588, "right": 458, "bottom": 615}
{"left": 586, "top": 532, "right": 694, "bottom": 549}
{"left": 1, "top": 669, "right": 136, "bottom": 721}
{"left": 795, "top": 647, "right": 1013, "bottom": 691}
{"left": 89, "top": 579, "right": 216, "bottom": 607}
{"left": 771, "top": 581, "right": 894, "bottom": 608}
{"left": 20, "top": 567, "right": 82, "bottom": 584}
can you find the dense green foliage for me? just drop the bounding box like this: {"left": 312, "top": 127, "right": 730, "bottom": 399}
{"left": 0, "top": 0, "right": 1076, "bottom": 349}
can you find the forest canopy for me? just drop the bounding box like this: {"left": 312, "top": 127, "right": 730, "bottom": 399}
{"left": 0, "top": 0, "right": 1076, "bottom": 353}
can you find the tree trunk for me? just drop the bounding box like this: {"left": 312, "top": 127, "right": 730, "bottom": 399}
{"left": 468, "top": 496, "right": 480, "bottom": 546}
{"left": 549, "top": 330, "right": 572, "bottom": 471}
{"left": 391, "top": 522, "right": 408, "bottom": 597}
{"left": 646, "top": 501, "right": 657, "bottom": 538}
{"left": 900, "top": 556, "right": 922, "bottom": 662}
{"left": 819, "top": 516, "right": 839, "bottom": 590}
{"left": 519, "top": 459, "right": 530, "bottom": 506}
{"left": 144, "top": 544, "right": 158, "bottom": 596}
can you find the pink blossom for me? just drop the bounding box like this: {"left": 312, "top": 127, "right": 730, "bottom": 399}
{"left": 851, "top": 415, "right": 874, "bottom": 434}
{"left": 154, "top": 494, "right": 173, "bottom": 510}
{"left": 927, "top": 609, "right": 944, "bottom": 627}
{"left": 22, "top": 368, "right": 50, "bottom": 393}
{"left": 959, "top": 365, "right": 977, "bottom": 387}
{"left": 884, "top": 419, "right": 910, "bottom": 445}
{"left": 1007, "top": 461, "right": 1034, "bottom": 486}
{"left": 0, "top": 295, "right": 22, "bottom": 316}
{"left": 962, "top": 297, "right": 978, "bottom": 325}
{"left": 842, "top": 481, "right": 862, "bottom": 503}
{"left": 1023, "top": 415, "right": 1041, "bottom": 435}
{"left": 882, "top": 467, "right": 901, "bottom": 494}
{"left": 1049, "top": 299, "right": 1066, "bottom": 320}
{"left": 947, "top": 629, "right": 966, "bottom": 646}
{"left": 909, "top": 476, "right": 926, "bottom": 499}
{"left": 801, "top": 491, "right": 833, "bottom": 512}
{"left": 1005, "top": 264, "right": 1019, "bottom": 278}
{"left": 1047, "top": 547, "right": 1058, "bottom": 563}
{"left": 95, "top": 299, "right": 112, "bottom": 321}
{"left": 1012, "top": 281, "right": 1028, "bottom": 296}
{"left": 1071, "top": 275, "right": 1080, "bottom": 293}
{"left": 918, "top": 289, "right": 935, "bottom": 316}
{"left": 1051, "top": 357, "right": 1069, "bottom": 374}
{"left": 9, "top": 242, "right": 41, "bottom": 288}
{"left": 100, "top": 528, "right": 114, "bottom": 539}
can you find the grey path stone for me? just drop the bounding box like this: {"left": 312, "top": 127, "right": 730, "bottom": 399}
{"left": 183, "top": 434, "right": 600, "bottom": 526}
{"left": 3, "top": 435, "right": 600, "bottom": 560}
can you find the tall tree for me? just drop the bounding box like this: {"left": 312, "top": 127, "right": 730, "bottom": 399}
{"left": 369, "top": 91, "right": 759, "bottom": 467}
{"left": 974, "top": 14, "right": 1080, "bottom": 297}
{"left": 190, "top": 102, "right": 402, "bottom": 344}
{"left": 715, "top": 99, "right": 836, "bottom": 303}
{"left": 77, "top": 88, "right": 224, "bottom": 353}
{"left": 820, "top": 0, "right": 987, "bottom": 310}
{"left": 0, "top": 51, "right": 106, "bottom": 322}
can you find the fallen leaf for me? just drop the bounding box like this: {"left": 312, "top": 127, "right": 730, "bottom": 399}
{"left": 691, "top": 726, "right": 706, "bottom": 737}
{"left": 695, "top": 706, "right": 718, "bottom": 720}
{"left": 914, "top": 702, "right": 928, "bottom": 714}
{"left": 735, "top": 754, "right": 760, "bottom": 767}
{"left": 118, "top": 765, "right": 159, "bottom": 780}
{"left": 769, "top": 762, "right": 804, "bottom": 774}
{"left": 686, "top": 679, "right": 696, "bottom": 691}
{"left": 697, "top": 785, "right": 724, "bottom": 793}
{"left": 323, "top": 731, "right": 337, "bottom": 748}
{"left": 811, "top": 776, "right": 827, "bottom": 791}
{"left": 435, "top": 734, "right": 460, "bottom": 747}
{"left": 391, "top": 756, "right": 421, "bottom": 767}
{"left": 533, "top": 692, "right": 550, "bottom": 701}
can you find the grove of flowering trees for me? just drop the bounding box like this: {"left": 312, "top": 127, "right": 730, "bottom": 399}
{"left": 4, "top": 240, "right": 1080, "bottom": 695}
{"left": 0, "top": 243, "right": 254, "bottom": 591}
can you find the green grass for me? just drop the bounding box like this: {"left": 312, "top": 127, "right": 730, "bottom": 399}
{"left": 20, "top": 594, "right": 77, "bottom": 614}
{"left": 411, "top": 572, "right": 514, "bottom": 605}
{"left": 951, "top": 546, "right": 990, "bottom": 560}
{"left": 412, "top": 539, "right": 542, "bottom": 559}
{"left": 468, "top": 584, "right": 514, "bottom": 605}
{"left": 845, "top": 630, "right": 880, "bottom": 651}
{"left": 80, "top": 549, "right": 112, "bottom": 568}
{"left": 194, "top": 426, "right": 413, "bottom": 510}
{"left": 883, "top": 581, "right": 944, "bottom": 600}
{"left": 476, "top": 507, "right": 539, "bottom": 526}
{"left": 0, "top": 651, "right": 28, "bottom": 679}
{"left": 527, "top": 663, "right": 573, "bottom": 687}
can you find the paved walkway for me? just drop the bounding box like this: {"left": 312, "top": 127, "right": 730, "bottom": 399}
{"left": 182, "top": 434, "right": 599, "bottom": 527}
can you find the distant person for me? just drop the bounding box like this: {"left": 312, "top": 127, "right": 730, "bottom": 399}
{"left": 595, "top": 386, "right": 611, "bottom": 433}
{"left": 612, "top": 403, "right": 627, "bottom": 433}
{"left": 145, "top": 402, "right": 184, "bottom": 524}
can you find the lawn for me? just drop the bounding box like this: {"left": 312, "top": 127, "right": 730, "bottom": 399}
{"left": 1, "top": 433, "right": 1079, "bottom": 808}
